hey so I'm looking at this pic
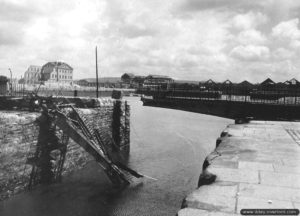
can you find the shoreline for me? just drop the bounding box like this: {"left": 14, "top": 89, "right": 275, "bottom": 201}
{"left": 178, "top": 120, "right": 300, "bottom": 215}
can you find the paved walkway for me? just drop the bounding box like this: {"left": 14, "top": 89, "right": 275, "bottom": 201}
{"left": 178, "top": 121, "right": 300, "bottom": 216}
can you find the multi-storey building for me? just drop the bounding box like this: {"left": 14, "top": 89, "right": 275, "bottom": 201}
{"left": 41, "top": 61, "right": 73, "bottom": 84}
{"left": 143, "top": 74, "right": 173, "bottom": 87}
{"left": 24, "top": 65, "right": 42, "bottom": 84}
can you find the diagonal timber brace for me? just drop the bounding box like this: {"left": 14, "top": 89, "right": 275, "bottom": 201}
{"left": 54, "top": 111, "right": 131, "bottom": 186}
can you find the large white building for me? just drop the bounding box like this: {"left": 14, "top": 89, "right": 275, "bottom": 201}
{"left": 24, "top": 65, "right": 42, "bottom": 84}
{"left": 41, "top": 61, "right": 73, "bottom": 84}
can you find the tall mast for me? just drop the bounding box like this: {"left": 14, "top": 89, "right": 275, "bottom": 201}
{"left": 95, "top": 46, "right": 99, "bottom": 98}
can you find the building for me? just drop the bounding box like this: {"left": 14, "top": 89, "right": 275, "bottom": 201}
{"left": 41, "top": 61, "right": 73, "bottom": 84}
{"left": 143, "top": 75, "right": 173, "bottom": 87}
{"left": 222, "top": 79, "right": 233, "bottom": 85}
{"left": 24, "top": 65, "right": 42, "bottom": 84}
{"left": 132, "top": 76, "right": 146, "bottom": 88}
{"left": 237, "top": 80, "right": 254, "bottom": 89}
{"left": 120, "top": 73, "right": 147, "bottom": 88}
{"left": 260, "top": 78, "right": 276, "bottom": 90}
{"left": 121, "top": 73, "right": 135, "bottom": 84}
{"left": 286, "top": 78, "right": 300, "bottom": 86}
{"left": 75, "top": 77, "right": 122, "bottom": 88}
{"left": 260, "top": 78, "right": 275, "bottom": 86}
{"left": 203, "top": 79, "right": 216, "bottom": 86}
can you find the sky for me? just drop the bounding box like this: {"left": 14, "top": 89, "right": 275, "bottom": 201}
{"left": 1, "top": 0, "right": 300, "bottom": 82}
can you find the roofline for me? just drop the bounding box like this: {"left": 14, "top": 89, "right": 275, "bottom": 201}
{"left": 42, "top": 61, "right": 73, "bottom": 70}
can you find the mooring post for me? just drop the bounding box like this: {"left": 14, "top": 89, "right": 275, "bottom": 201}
{"left": 112, "top": 100, "right": 122, "bottom": 151}
{"left": 35, "top": 106, "right": 56, "bottom": 184}
{"left": 124, "top": 100, "right": 130, "bottom": 153}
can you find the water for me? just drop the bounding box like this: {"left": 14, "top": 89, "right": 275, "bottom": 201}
{"left": 0, "top": 97, "right": 232, "bottom": 216}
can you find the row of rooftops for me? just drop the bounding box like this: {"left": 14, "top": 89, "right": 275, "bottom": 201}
{"left": 19, "top": 65, "right": 300, "bottom": 87}
{"left": 202, "top": 78, "right": 300, "bottom": 86}
{"left": 121, "top": 73, "right": 300, "bottom": 86}
{"left": 25, "top": 62, "right": 73, "bottom": 74}
{"left": 121, "top": 73, "right": 172, "bottom": 79}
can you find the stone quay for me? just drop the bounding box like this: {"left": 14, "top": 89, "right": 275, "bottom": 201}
{"left": 178, "top": 120, "right": 300, "bottom": 216}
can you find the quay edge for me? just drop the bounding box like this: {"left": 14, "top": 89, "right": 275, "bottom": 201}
{"left": 178, "top": 120, "right": 300, "bottom": 215}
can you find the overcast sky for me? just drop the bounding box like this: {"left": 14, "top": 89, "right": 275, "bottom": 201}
{"left": 1, "top": 0, "right": 300, "bottom": 82}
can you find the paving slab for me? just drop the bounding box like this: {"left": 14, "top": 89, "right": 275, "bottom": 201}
{"left": 293, "top": 202, "right": 300, "bottom": 209}
{"left": 211, "top": 160, "right": 238, "bottom": 169}
{"left": 206, "top": 167, "right": 259, "bottom": 184}
{"left": 179, "top": 121, "right": 300, "bottom": 216}
{"left": 238, "top": 161, "right": 274, "bottom": 171}
{"left": 260, "top": 171, "right": 300, "bottom": 188}
{"left": 273, "top": 164, "right": 300, "bottom": 174}
{"left": 238, "top": 183, "right": 300, "bottom": 202}
{"left": 237, "top": 196, "right": 294, "bottom": 212}
{"left": 184, "top": 182, "right": 237, "bottom": 213}
{"left": 177, "top": 208, "right": 238, "bottom": 216}
{"left": 282, "top": 159, "right": 300, "bottom": 167}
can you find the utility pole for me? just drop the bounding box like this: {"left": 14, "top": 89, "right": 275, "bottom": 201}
{"left": 56, "top": 62, "right": 59, "bottom": 82}
{"left": 95, "top": 46, "right": 99, "bottom": 98}
{"left": 8, "top": 68, "right": 12, "bottom": 96}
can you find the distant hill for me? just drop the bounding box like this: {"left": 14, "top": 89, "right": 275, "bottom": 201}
{"left": 173, "top": 79, "right": 201, "bottom": 84}
{"left": 75, "top": 77, "right": 121, "bottom": 83}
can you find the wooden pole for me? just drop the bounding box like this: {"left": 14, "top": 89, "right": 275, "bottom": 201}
{"left": 95, "top": 46, "right": 99, "bottom": 98}
{"left": 9, "top": 68, "right": 12, "bottom": 96}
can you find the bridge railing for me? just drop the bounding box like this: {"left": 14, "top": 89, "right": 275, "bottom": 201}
{"left": 137, "top": 85, "right": 300, "bottom": 106}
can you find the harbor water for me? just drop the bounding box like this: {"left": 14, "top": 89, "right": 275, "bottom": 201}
{"left": 0, "top": 97, "right": 232, "bottom": 216}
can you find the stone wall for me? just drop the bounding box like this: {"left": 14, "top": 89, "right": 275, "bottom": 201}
{"left": 0, "top": 99, "right": 130, "bottom": 200}
{"left": 0, "top": 112, "right": 38, "bottom": 200}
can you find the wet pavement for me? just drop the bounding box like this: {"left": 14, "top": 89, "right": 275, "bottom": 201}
{"left": 0, "top": 97, "right": 232, "bottom": 216}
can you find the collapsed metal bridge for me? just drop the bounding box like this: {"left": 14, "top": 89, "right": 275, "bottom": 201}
{"left": 25, "top": 98, "right": 142, "bottom": 188}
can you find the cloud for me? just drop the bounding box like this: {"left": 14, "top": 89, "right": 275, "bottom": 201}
{"left": 230, "top": 45, "right": 270, "bottom": 61}
{"left": 178, "top": 0, "right": 262, "bottom": 12}
{"left": 0, "top": 1, "right": 39, "bottom": 46}
{"left": 1, "top": 0, "right": 300, "bottom": 82}
{"left": 272, "top": 18, "right": 300, "bottom": 40}
{"left": 0, "top": 1, "right": 39, "bottom": 22}
{"left": 272, "top": 48, "right": 295, "bottom": 60}
{"left": 271, "top": 18, "right": 300, "bottom": 51}
{"left": 237, "top": 29, "right": 267, "bottom": 45}
{"left": 119, "top": 25, "right": 157, "bottom": 39}
{"left": 231, "top": 12, "right": 268, "bottom": 30}
{"left": 0, "top": 23, "right": 24, "bottom": 46}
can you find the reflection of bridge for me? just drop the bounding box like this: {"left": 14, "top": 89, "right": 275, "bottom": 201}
{"left": 138, "top": 88, "right": 300, "bottom": 120}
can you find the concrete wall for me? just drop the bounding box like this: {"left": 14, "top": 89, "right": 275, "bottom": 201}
{"left": 143, "top": 98, "right": 300, "bottom": 120}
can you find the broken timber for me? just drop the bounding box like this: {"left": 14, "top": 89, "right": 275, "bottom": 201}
{"left": 55, "top": 109, "right": 131, "bottom": 185}
{"left": 27, "top": 99, "right": 142, "bottom": 188}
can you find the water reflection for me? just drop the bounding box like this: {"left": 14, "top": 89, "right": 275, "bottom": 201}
{"left": 0, "top": 97, "right": 232, "bottom": 216}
